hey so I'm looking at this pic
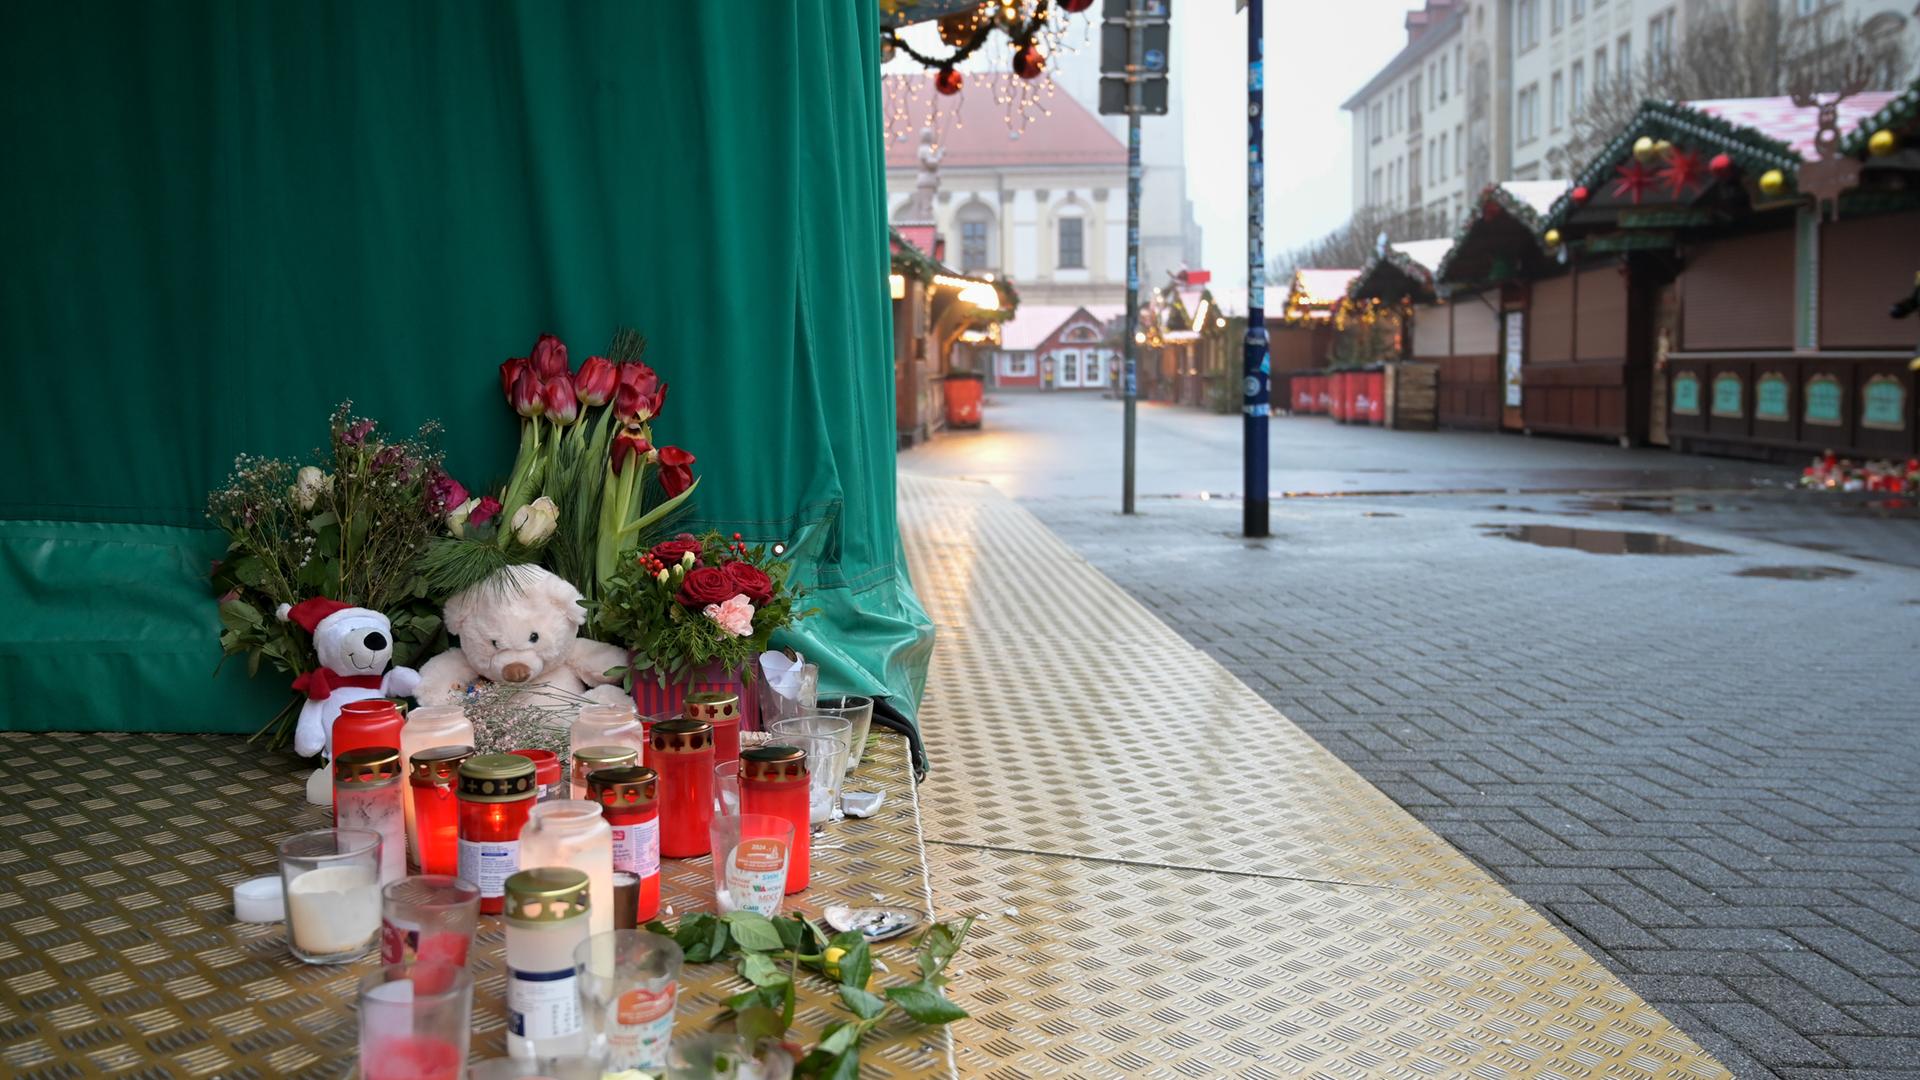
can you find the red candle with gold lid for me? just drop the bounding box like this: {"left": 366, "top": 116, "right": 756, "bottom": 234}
{"left": 456, "top": 753, "right": 537, "bottom": 915}
{"left": 739, "top": 745, "right": 810, "bottom": 894}
{"left": 332, "top": 698, "right": 405, "bottom": 758}
{"left": 650, "top": 719, "right": 714, "bottom": 858}
{"left": 409, "top": 745, "right": 474, "bottom": 876}
{"left": 588, "top": 765, "right": 661, "bottom": 923}
{"left": 685, "top": 691, "right": 742, "bottom": 766}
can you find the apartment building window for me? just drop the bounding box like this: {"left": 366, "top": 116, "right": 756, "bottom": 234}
{"left": 1517, "top": 83, "right": 1540, "bottom": 143}
{"left": 1428, "top": 63, "right": 1437, "bottom": 109}
{"left": 1796, "top": 0, "right": 1815, "bottom": 15}
{"left": 961, "top": 221, "right": 990, "bottom": 273}
{"left": 1409, "top": 148, "right": 1422, "bottom": 200}
{"left": 1648, "top": 10, "right": 1674, "bottom": 72}
{"left": 1409, "top": 76, "right": 1422, "bottom": 123}
{"left": 1572, "top": 0, "right": 1585, "bottom": 19}
{"left": 1439, "top": 54, "right": 1449, "bottom": 101}
{"left": 1518, "top": 0, "right": 1540, "bottom": 49}
{"left": 1618, "top": 35, "right": 1632, "bottom": 83}
{"left": 1571, "top": 61, "right": 1585, "bottom": 113}
{"left": 1371, "top": 167, "right": 1383, "bottom": 206}
{"left": 1551, "top": 72, "right": 1565, "bottom": 130}
{"left": 1455, "top": 44, "right": 1465, "bottom": 92}
{"left": 1057, "top": 217, "right": 1084, "bottom": 269}
{"left": 1594, "top": 47, "right": 1608, "bottom": 89}
{"left": 1454, "top": 123, "right": 1464, "bottom": 174}
{"left": 1370, "top": 103, "right": 1383, "bottom": 143}
{"left": 1437, "top": 133, "right": 1448, "bottom": 180}
{"left": 1552, "top": 0, "right": 1564, "bottom": 32}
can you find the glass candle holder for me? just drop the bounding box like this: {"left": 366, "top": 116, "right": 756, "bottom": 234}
{"left": 709, "top": 813, "right": 795, "bottom": 915}
{"left": 813, "top": 695, "right": 875, "bottom": 770}
{"left": 519, "top": 800, "right": 615, "bottom": 939}
{"left": 571, "top": 745, "right": 639, "bottom": 802}
{"left": 574, "top": 929, "right": 684, "bottom": 1075}
{"left": 334, "top": 746, "right": 406, "bottom": 885}
{"left": 409, "top": 746, "right": 474, "bottom": 877}
{"left": 767, "top": 716, "right": 853, "bottom": 826}
{"left": 457, "top": 753, "right": 537, "bottom": 915}
{"left": 650, "top": 719, "right": 714, "bottom": 859}
{"left": 399, "top": 705, "right": 476, "bottom": 867}
{"left": 381, "top": 875, "right": 480, "bottom": 967}
{"left": 504, "top": 868, "right": 592, "bottom": 1060}
{"left": 684, "top": 691, "right": 742, "bottom": 766}
{"left": 752, "top": 659, "right": 818, "bottom": 731}
{"left": 510, "top": 748, "right": 564, "bottom": 802}
{"left": 278, "top": 828, "right": 382, "bottom": 964}
{"left": 713, "top": 760, "right": 741, "bottom": 817}
{"left": 357, "top": 961, "right": 473, "bottom": 1080}
{"left": 737, "top": 746, "right": 810, "bottom": 895}
{"left": 588, "top": 766, "right": 660, "bottom": 925}
{"left": 571, "top": 703, "right": 649, "bottom": 763}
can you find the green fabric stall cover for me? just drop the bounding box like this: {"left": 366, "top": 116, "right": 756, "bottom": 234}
{"left": 0, "top": 2, "right": 932, "bottom": 738}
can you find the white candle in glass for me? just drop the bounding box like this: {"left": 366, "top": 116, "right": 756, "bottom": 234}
{"left": 518, "top": 801, "right": 615, "bottom": 938}
{"left": 286, "top": 865, "right": 380, "bottom": 955}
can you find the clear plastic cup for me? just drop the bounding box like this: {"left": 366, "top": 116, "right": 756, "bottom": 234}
{"left": 381, "top": 875, "right": 480, "bottom": 967}
{"left": 574, "top": 929, "right": 685, "bottom": 1075}
{"left": 813, "top": 695, "right": 875, "bottom": 770}
{"left": 768, "top": 717, "right": 853, "bottom": 824}
{"left": 467, "top": 1056, "right": 605, "bottom": 1080}
{"left": 670, "top": 1033, "right": 758, "bottom": 1077}
{"left": 714, "top": 760, "right": 741, "bottom": 817}
{"left": 708, "top": 814, "right": 795, "bottom": 916}
{"left": 356, "top": 961, "right": 473, "bottom": 1080}
{"left": 278, "top": 828, "right": 382, "bottom": 964}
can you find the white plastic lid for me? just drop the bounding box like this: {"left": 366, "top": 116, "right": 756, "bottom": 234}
{"left": 233, "top": 876, "right": 286, "bottom": 923}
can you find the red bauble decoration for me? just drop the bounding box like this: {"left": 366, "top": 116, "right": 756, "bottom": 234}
{"left": 1709, "top": 152, "right": 1736, "bottom": 180}
{"left": 1481, "top": 201, "right": 1501, "bottom": 221}
{"left": 1063, "top": 0, "right": 1096, "bottom": 10}
{"left": 935, "top": 68, "right": 964, "bottom": 96}
{"left": 1013, "top": 44, "right": 1046, "bottom": 80}
{"left": 1570, "top": 185, "right": 1590, "bottom": 205}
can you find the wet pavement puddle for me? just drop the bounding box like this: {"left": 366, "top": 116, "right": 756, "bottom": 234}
{"left": 1482, "top": 524, "right": 1730, "bottom": 555}
{"left": 1734, "top": 565, "right": 1858, "bottom": 581}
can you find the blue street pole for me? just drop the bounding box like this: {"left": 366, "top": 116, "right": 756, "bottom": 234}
{"left": 1243, "top": 0, "right": 1270, "bottom": 538}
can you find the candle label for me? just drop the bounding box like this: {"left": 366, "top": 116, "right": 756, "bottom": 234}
{"left": 610, "top": 819, "right": 661, "bottom": 878}
{"left": 507, "top": 966, "right": 581, "bottom": 1040}
{"left": 725, "top": 838, "right": 788, "bottom": 915}
{"left": 457, "top": 838, "right": 519, "bottom": 898}
{"left": 605, "top": 983, "right": 676, "bottom": 1070}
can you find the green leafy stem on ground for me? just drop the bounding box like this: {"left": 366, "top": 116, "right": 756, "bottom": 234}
{"left": 644, "top": 909, "right": 975, "bottom": 1079}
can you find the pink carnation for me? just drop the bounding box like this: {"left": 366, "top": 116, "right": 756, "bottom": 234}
{"left": 703, "top": 594, "right": 756, "bottom": 638}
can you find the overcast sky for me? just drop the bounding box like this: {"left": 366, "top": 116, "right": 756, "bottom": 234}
{"left": 1181, "top": 0, "right": 1414, "bottom": 301}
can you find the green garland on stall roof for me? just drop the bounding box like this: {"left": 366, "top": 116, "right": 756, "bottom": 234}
{"left": 1539, "top": 98, "right": 1803, "bottom": 232}
{"left": 1349, "top": 246, "right": 1437, "bottom": 304}
{"left": 888, "top": 226, "right": 943, "bottom": 284}
{"left": 1432, "top": 181, "right": 1556, "bottom": 287}
{"left": 1836, "top": 76, "right": 1920, "bottom": 157}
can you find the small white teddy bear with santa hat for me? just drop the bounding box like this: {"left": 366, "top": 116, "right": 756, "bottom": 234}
{"left": 278, "top": 597, "right": 422, "bottom": 759}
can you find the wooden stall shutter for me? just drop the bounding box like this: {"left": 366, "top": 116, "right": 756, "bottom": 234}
{"left": 1412, "top": 305, "right": 1452, "bottom": 357}
{"left": 1683, "top": 230, "right": 1794, "bottom": 350}
{"left": 1574, "top": 266, "right": 1627, "bottom": 361}
{"left": 1452, "top": 292, "right": 1498, "bottom": 354}
{"left": 1821, "top": 213, "right": 1920, "bottom": 349}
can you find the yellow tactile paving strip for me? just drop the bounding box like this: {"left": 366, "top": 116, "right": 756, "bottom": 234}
{"left": 902, "top": 473, "right": 1729, "bottom": 1079}
{"left": 0, "top": 731, "right": 949, "bottom": 1079}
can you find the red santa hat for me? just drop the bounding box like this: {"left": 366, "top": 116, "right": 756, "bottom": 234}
{"left": 276, "top": 597, "right": 359, "bottom": 636}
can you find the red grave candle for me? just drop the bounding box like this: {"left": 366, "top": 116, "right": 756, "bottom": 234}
{"left": 685, "top": 691, "right": 742, "bottom": 767}
{"left": 739, "top": 745, "right": 811, "bottom": 894}
{"left": 507, "top": 748, "right": 563, "bottom": 801}
{"left": 409, "top": 745, "right": 474, "bottom": 877}
{"left": 588, "top": 765, "right": 661, "bottom": 923}
{"left": 333, "top": 698, "right": 405, "bottom": 758}
{"left": 650, "top": 719, "right": 714, "bottom": 858}
{"left": 456, "top": 753, "right": 537, "bottom": 915}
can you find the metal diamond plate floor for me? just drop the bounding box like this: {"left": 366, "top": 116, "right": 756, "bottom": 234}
{"left": 901, "top": 473, "right": 1729, "bottom": 1079}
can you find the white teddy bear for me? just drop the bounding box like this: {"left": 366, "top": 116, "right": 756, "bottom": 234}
{"left": 415, "top": 564, "right": 631, "bottom": 709}
{"left": 278, "top": 597, "right": 422, "bottom": 759}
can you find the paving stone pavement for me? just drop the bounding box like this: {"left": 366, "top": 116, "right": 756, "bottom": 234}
{"left": 902, "top": 394, "right": 1920, "bottom": 1079}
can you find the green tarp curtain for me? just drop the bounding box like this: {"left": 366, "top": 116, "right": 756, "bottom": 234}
{"left": 0, "top": 1, "right": 932, "bottom": 737}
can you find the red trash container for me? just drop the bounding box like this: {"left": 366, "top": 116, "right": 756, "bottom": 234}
{"left": 1366, "top": 370, "right": 1387, "bottom": 425}
{"left": 1329, "top": 371, "right": 1351, "bottom": 422}
{"left": 943, "top": 372, "right": 984, "bottom": 429}
{"left": 1293, "top": 375, "right": 1315, "bottom": 414}
{"left": 1313, "top": 374, "right": 1331, "bottom": 415}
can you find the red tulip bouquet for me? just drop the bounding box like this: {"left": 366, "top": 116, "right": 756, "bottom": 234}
{"left": 596, "top": 532, "right": 811, "bottom": 690}
{"left": 420, "top": 328, "right": 699, "bottom": 616}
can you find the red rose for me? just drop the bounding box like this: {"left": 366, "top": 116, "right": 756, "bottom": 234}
{"left": 659, "top": 446, "right": 695, "bottom": 497}
{"left": 469, "top": 495, "right": 502, "bottom": 527}
{"left": 722, "top": 561, "right": 773, "bottom": 606}
{"left": 649, "top": 534, "right": 704, "bottom": 567}
{"left": 676, "top": 565, "right": 734, "bottom": 608}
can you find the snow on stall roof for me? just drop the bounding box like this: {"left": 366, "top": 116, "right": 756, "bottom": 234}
{"left": 997, "top": 304, "right": 1125, "bottom": 351}
{"left": 1293, "top": 269, "right": 1362, "bottom": 307}
{"left": 1686, "top": 93, "right": 1899, "bottom": 160}
{"left": 1391, "top": 238, "right": 1454, "bottom": 274}
{"left": 1498, "top": 180, "right": 1568, "bottom": 217}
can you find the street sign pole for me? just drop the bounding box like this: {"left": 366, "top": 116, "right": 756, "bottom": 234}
{"left": 1122, "top": 16, "right": 1142, "bottom": 516}
{"left": 1243, "top": 0, "right": 1270, "bottom": 537}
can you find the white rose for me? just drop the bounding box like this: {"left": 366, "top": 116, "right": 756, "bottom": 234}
{"left": 511, "top": 496, "right": 560, "bottom": 546}
{"left": 446, "top": 496, "right": 480, "bottom": 538}
{"left": 292, "top": 466, "right": 330, "bottom": 511}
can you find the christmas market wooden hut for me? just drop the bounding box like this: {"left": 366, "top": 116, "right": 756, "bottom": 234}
{"left": 1272, "top": 269, "right": 1358, "bottom": 413}
{"left": 1539, "top": 85, "right": 1916, "bottom": 460}
{"left": 1433, "top": 181, "right": 1569, "bottom": 434}
{"left": 889, "top": 226, "right": 1015, "bottom": 446}
{"left": 1139, "top": 279, "right": 1233, "bottom": 408}
{"left": 1346, "top": 238, "right": 1454, "bottom": 429}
